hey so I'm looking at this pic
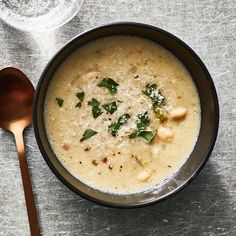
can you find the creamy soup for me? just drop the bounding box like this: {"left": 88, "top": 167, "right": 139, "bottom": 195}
{"left": 45, "top": 36, "right": 201, "bottom": 194}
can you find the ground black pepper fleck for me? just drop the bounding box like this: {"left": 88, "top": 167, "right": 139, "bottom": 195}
{"left": 84, "top": 146, "right": 91, "bottom": 151}
{"left": 92, "top": 159, "right": 98, "bottom": 166}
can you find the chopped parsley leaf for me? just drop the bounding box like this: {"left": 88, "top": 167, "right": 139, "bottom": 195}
{"left": 118, "top": 114, "right": 130, "bottom": 124}
{"left": 143, "top": 83, "right": 157, "bottom": 97}
{"left": 97, "top": 78, "right": 119, "bottom": 94}
{"left": 75, "top": 102, "right": 81, "bottom": 108}
{"left": 76, "top": 91, "right": 85, "bottom": 102}
{"left": 56, "top": 98, "right": 64, "bottom": 107}
{"left": 80, "top": 129, "right": 98, "bottom": 142}
{"left": 88, "top": 98, "right": 103, "bottom": 118}
{"left": 137, "top": 130, "right": 156, "bottom": 143}
{"left": 143, "top": 83, "right": 165, "bottom": 108}
{"left": 75, "top": 91, "right": 84, "bottom": 108}
{"left": 92, "top": 106, "right": 103, "bottom": 118}
{"left": 108, "top": 114, "right": 130, "bottom": 136}
{"left": 129, "top": 111, "right": 155, "bottom": 143}
{"left": 129, "top": 130, "right": 155, "bottom": 143}
{"left": 88, "top": 98, "right": 100, "bottom": 106}
{"left": 136, "top": 111, "right": 150, "bottom": 130}
{"left": 102, "top": 101, "right": 117, "bottom": 114}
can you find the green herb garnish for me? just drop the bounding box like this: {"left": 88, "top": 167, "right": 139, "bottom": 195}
{"left": 143, "top": 83, "right": 157, "bottom": 97}
{"left": 108, "top": 114, "right": 130, "bottom": 136}
{"left": 137, "top": 130, "right": 156, "bottom": 143}
{"left": 129, "top": 111, "right": 150, "bottom": 138}
{"left": 56, "top": 98, "right": 64, "bottom": 107}
{"left": 75, "top": 102, "right": 82, "bottom": 108}
{"left": 75, "top": 91, "right": 84, "bottom": 108}
{"left": 129, "top": 111, "right": 156, "bottom": 143}
{"left": 88, "top": 98, "right": 100, "bottom": 106}
{"left": 97, "top": 78, "right": 119, "bottom": 94}
{"left": 80, "top": 129, "right": 98, "bottom": 142}
{"left": 88, "top": 98, "right": 103, "bottom": 118}
{"left": 102, "top": 101, "right": 117, "bottom": 114}
{"left": 143, "top": 84, "right": 165, "bottom": 108}
{"left": 92, "top": 106, "right": 103, "bottom": 118}
{"left": 76, "top": 92, "right": 85, "bottom": 102}
{"left": 129, "top": 130, "right": 156, "bottom": 143}
{"left": 136, "top": 111, "right": 150, "bottom": 130}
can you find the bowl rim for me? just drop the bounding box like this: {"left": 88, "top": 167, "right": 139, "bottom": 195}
{"left": 33, "top": 22, "right": 219, "bottom": 208}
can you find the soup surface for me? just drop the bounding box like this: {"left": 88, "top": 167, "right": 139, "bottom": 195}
{"left": 45, "top": 36, "right": 201, "bottom": 194}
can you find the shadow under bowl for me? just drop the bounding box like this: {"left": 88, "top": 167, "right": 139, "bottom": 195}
{"left": 33, "top": 22, "right": 219, "bottom": 208}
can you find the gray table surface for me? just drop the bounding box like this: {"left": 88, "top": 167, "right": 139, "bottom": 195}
{"left": 0, "top": 0, "right": 235, "bottom": 235}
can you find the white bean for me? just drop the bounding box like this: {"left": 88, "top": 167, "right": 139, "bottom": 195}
{"left": 137, "top": 169, "right": 152, "bottom": 181}
{"left": 157, "top": 126, "right": 174, "bottom": 141}
{"left": 169, "top": 107, "right": 187, "bottom": 120}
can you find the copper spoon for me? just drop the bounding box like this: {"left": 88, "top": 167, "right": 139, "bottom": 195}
{"left": 0, "top": 67, "right": 40, "bottom": 236}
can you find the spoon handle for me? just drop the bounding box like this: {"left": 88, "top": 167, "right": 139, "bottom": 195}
{"left": 13, "top": 129, "right": 40, "bottom": 236}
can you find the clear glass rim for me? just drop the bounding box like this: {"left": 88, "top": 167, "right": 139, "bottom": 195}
{"left": 0, "top": 0, "right": 84, "bottom": 32}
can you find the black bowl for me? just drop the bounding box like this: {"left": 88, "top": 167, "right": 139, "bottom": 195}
{"left": 33, "top": 22, "right": 219, "bottom": 208}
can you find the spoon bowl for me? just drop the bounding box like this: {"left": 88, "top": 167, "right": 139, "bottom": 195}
{"left": 0, "top": 67, "right": 34, "bottom": 131}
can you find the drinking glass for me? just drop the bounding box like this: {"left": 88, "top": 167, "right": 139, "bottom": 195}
{"left": 0, "top": 0, "right": 84, "bottom": 32}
